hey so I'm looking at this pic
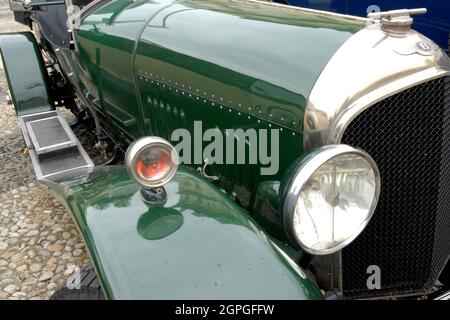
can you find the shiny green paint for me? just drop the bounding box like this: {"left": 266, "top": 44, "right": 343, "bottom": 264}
{"left": 136, "top": 0, "right": 363, "bottom": 131}
{"left": 252, "top": 180, "right": 287, "bottom": 242}
{"left": 74, "top": 0, "right": 364, "bottom": 210}
{"left": 62, "top": 0, "right": 367, "bottom": 273}
{"left": 47, "top": 166, "right": 323, "bottom": 299}
{"left": 134, "top": 0, "right": 363, "bottom": 209}
{"left": 74, "top": 0, "right": 178, "bottom": 140}
{"left": 0, "top": 32, "right": 53, "bottom": 115}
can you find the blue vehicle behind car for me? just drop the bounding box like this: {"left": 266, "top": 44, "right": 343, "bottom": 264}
{"left": 277, "top": 0, "right": 450, "bottom": 52}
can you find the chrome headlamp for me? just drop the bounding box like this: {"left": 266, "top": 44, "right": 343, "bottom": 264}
{"left": 125, "top": 137, "right": 179, "bottom": 188}
{"left": 281, "top": 145, "right": 380, "bottom": 255}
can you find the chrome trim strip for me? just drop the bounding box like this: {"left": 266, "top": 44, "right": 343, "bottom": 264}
{"left": 434, "top": 290, "right": 450, "bottom": 300}
{"left": 330, "top": 67, "right": 450, "bottom": 145}
{"left": 304, "top": 23, "right": 450, "bottom": 151}
{"left": 249, "top": 0, "right": 369, "bottom": 23}
{"left": 78, "top": 0, "right": 111, "bottom": 22}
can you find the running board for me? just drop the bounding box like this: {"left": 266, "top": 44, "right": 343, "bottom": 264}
{"left": 18, "top": 110, "right": 94, "bottom": 181}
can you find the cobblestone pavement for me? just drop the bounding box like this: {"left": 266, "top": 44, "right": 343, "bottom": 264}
{"left": 0, "top": 0, "right": 91, "bottom": 300}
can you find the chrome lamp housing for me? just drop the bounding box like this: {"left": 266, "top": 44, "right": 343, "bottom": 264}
{"left": 281, "top": 145, "right": 380, "bottom": 255}
{"left": 125, "top": 136, "right": 179, "bottom": 189}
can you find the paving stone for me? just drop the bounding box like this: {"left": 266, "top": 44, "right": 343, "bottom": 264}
{"left": 0, "top": 291, "right": 10, "bottom": 299}
{"left": 47, "top": 283, "right": 57, "bottom": 291}
{"left": 29, "top": 263, "right": 42, "bottom": 273}
{"left": 73, "top": 249, "right": 84, "bottom": 257}
{"left": 3, "top": 284, "right": 18, "bottom": 294}
{"left": 38, "top": 271, "right": 54, "bottom": 282}
{"left": 25, "top": 230, "right": 39, "bottom": 237}
{"left": 47, "top": 244, "right": 64, "bottom": 252}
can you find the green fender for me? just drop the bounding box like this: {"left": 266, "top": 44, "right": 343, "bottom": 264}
{"left": 0, "top": 32, "right": 53, "bottom": 115}
{"left": 46, "top": 166, "right": 323, "bottom": 300}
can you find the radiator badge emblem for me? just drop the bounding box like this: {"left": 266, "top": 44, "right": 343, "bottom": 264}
{"left": 417, "top": 41, "right": 431, "bottom": 52}
{"left": 394, "top": 40, "right": 435, "bottom": 56}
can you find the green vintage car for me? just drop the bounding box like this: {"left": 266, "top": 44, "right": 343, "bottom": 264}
{"left": 1, "top": 0, "right": 449, "bottom": 300}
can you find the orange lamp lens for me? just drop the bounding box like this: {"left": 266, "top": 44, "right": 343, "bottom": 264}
{"left": 135, "top": 148, "right": 172, "bottom": 181}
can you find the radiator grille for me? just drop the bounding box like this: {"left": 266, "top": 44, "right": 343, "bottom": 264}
{"left": 341, "top": 76, "right": 450, "bottom": 298}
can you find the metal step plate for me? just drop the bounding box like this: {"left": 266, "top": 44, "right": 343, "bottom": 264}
{"left": 18, "top": 111, "right": 58, "bottom": 149}
{"left": 18, "top": 110, "right": 94, "bottom": 181}
{"left": 26, "top": 115, "right": 78, "bottom": 157}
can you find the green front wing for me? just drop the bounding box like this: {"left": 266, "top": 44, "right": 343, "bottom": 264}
{"left": 0, "top": 32, "right": 54, "bottom": 116}
{"left": 46, "top": 166, "right": 322, "bottom": 300}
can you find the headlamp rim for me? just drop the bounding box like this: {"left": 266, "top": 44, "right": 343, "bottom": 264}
{"left": 282, "top": 144, "right": 381, "bottom": 255}
{"left": 125, "top": 136, "right": 179, "bottom": 188}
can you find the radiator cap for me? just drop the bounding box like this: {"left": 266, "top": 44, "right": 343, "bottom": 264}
{"left": 368, "top": 8, "right": 427, "bottom": 35}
